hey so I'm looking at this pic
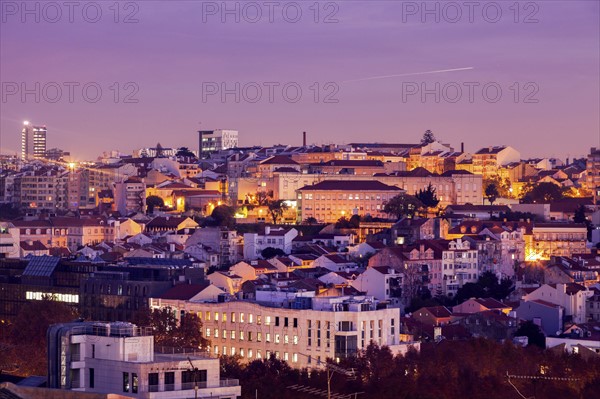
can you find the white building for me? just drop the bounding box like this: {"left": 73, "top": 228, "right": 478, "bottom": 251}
{"left": 199, "top": 130, "right": 239, "bottom": 155}
{"left": 243, "top": 226, "right": 298, "bottom": 260}
{"left": 114, "top": 178, "right": 146, "bottom": 216}
{"left": 47, "top": 322, "right": 241, "bottom": 399}
{"left": 523, "top": 283, "right": 593, "bottom": 324}
{"left": 351, "top": 266, "right": 402, "bottom": 303}
{"left": 151, "top": 292, "right": 419, "bottom": 369}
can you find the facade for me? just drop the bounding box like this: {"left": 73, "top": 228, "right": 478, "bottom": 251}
{"left": 531, "top": 223, "right": 588, "bottom": 259}
{"left": 523, "top": 283, "right": 593, "bottom": 324}
{"left": 17, "top": 168, "right": 69, "bottom": 210}
{"left": 243, "top": 226, "right": 298, "bottom": 260}
{"left": 114, "top": 178, "right": 147, "bottom": 216}
{"left": 472, "top": 146, "right": 521, "bottom": 178}
{"left": 151, "top": 292, "right": 418, "bottom": 369}
{"left": 587, "top": 147, "right": 600, "bottom": 204}
{"left": 297, "top": 180, "right": 403, "bottom": 223}
{"left": 199, "top": 130, "right": 239, "bottom": 156}
{"left": 438, "top": 239, "right": 479, "bottom": 296}
{"left": 47, "top": 322, "right": 241, "bottom": 399}
{"left": 21, "top": 122, "right": 47, "bottom": 160}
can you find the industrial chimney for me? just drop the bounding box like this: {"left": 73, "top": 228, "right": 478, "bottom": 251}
{"left": 461, "top": 142, "right": 464, "bottom": 153}
{"left": 303, "top": 131, "right": 307, "bottom": 147}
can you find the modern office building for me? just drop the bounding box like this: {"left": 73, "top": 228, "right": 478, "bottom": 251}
{"left": 47, "top": 321, "right": 241, "bottom": 399}
{"left": 198, "top": 130, "right": 239, "bottom": 157}
{"left": 21, "top": 121, "right": 47, "bottom": 160}
{"left": 151, "top": 290, "right": 419, "bottom": 369}
{"left": 587, "top": 147, "right": 600, "bottom": 204}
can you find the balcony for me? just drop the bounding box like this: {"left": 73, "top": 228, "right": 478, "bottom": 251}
{"left": 220, "top": 379, "right": 240, "bottom": 387}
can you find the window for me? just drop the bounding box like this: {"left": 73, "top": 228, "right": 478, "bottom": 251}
{"left": 284, "top": 317, "right": 289, "bottom": 327}
{"left": 275, "top": 334, "right": 280, "bottom": 344}
{"left": 275, "top": 316, "right": 280, "bottom": 326}
{"left": 265, "top": 316, "right": 271, "bottom": 325}
{"left": 257, "top": 332, "right": 262, "bottom": 342}
{"left": 266, "top": 333, "right": 271, "bottom": 342}
{"left": 132, "top": 373, "right": 138, "bottom": 394}
{"left": 149, "top": 373, "right": 159, "bottom": 392}
{"left": 123, "top": 372, "right": 130, "bottom": 392}
{"left": 293, "top": 318, "right": 298, "bottom": 328}
{"left": 231, "top": 312, "right": 236, "bottom": 323}
{"left": 89, "top": 368, "right": 94, "bottom": 388}
{"left": 240, "top": 313, "right": 245, "bottom": 323}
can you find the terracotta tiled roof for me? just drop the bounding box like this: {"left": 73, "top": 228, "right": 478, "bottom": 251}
{"left": 159, "top": 282, "right": 211, "bottom": 300}
{"left": 299, "top": 180, "right": 402, "bottom": 191}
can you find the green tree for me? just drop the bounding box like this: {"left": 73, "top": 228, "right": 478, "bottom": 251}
{"left": 303, "top": 216, "right": 318, "bottom": 225}
{"left": 515, "top": 321, "right": 546, "bottom": 349}
{"left": 210, "top": 205, "right": 236, "bottom": 227}
{"left": 523, "top": 182, "right": 564, "bottom": 203}
{"left": 175, "top": 147, "right": 197, "bottom": 158}
{"left": 415, "top": 183, "right": 440, "bottom": 211}
{"left": 485, "top": 183, "right": 499, "bottom": 205}
{"left": 149, "top": 308, "right": 209, "bottom": 350}
{"left": 146, "top": 195, "right": 164, "bottom": 214}
{"left": 261, "top": 247, "right": 286, "bottom": 259}
{"left": 421, "top": 129, "right": 436, "bottom": 145}
{"left": 266, "top": 199, "right": 288, "bottom": 224}
{"left": 383, "top": 194, "right": 423, "bottom": 220}
{"left": 6, "top": 296, "right": 79, "bottom": 376}
{"left": 574, "top": 204, "right": 592, "bottom": 241}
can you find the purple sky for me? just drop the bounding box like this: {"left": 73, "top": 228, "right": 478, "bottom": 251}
{"left": 1, "top": 1, "right": 599, "bottom": 160}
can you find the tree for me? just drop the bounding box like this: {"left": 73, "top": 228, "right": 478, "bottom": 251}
{"left": 335, "top": 215, "right": 360, "bottom": 229}
{"left": 383, "top": 194, "right": 423, "bottom": 220}
{"left": 253, "top": 190, "right": 273, "bottom": 206}
{"left": 146, "top": 195, "right": 164, "bottom": 214}
{"left": 574, "top": 204, "right": 592, "bottom": 241}
{"left": 415, "top": 183, "right": 440, "bottom": 211}
{"left": 515, "top": 321, "right": 546, "bottom": 349}
{"left": 175, "top": 147, "right": 196, "bottom": 158}
{"left": 485, "top": 183, "right": 499, "bottom": 205}
{"left": 522, "top": 182, "right": 564, "bottom": 203}
{"left": 421, "top": 129, "right": 436, "bottom": 145}
{"left": 303, "top": 216, "right": 318, "bottom": 225}
{"left": 210, "top": 205, "right": 235, "bottom": 227}
{"left": 261, "top": 247, "right": 286, "bottom": 259}
{"left": 266, "top": 199, "right": 288, "bottom": 224}
{"left": 149, "top": 308, "right": 209, "bottom": 350}
{"left": 5, "top": 296, "right": 79, "bottom": 376}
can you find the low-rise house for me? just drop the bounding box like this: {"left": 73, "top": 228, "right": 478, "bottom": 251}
{"left": 515, "top": 299, "right": 564, "bottom": 336}
{"left": 230, "top": 260, "right": 279, "bottom": 283}
{"left": 456, "top": 310, "right": 518, "bottom": 340}
{"left": 313, "top": 253, "right": 358, "bottom": 272}
{"left": 523, "top": 283, "right": 593, "bottom": 324}
{"left": 411, "top": 306, "right": 452, "bottom": 326}
{"left": 207, "top": 271, "right": 244, "bottom": 295}
{"left": 544, "top": 256, "right": 599, "bottom": 286}
{"left": 351, "top": 266, "right": 402, "bottom": 302}
{"left": 243, "top": 226, "right": 298, "bottom": 260}
{"left": 452, "top": 298, "right": 512, "bottom": 315}
{"left": 19, "top": 240, "right": 49, "bottom": 257}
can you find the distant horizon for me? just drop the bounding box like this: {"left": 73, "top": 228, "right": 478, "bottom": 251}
{"left": 1, "top": 1, "right": 599, "bottom": 160}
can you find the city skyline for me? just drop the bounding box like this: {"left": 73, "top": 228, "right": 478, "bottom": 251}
{"left": 1, "top": 1, "right": 599, "bottom": 159}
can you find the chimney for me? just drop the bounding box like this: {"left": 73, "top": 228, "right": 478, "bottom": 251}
{"left": 303, "top": 131, "right": 307, "bottom": 147}
{"left": 264, "top": 226, "right": 271, "bottom": 235}
{"left": 461, "top": 142, "right": 464, "bottom": 153}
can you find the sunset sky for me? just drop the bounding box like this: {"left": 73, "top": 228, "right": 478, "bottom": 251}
{"left": 1, "top": 1, "right": 599, "bottom": 160}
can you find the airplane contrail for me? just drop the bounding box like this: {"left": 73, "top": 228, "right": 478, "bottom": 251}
{"left": 343, "top": 67, "right": 475, "bottom": 83}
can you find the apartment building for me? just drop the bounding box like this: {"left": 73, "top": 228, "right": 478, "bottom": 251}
{"left": 243, "top": 226, "right": 298, "bottom": 260}
{"left": 472, "top": 146, "right": 521, "bottom": 179}
{"left": 297, "top": 180, "right": 403, "bottom": 223}
{"left": 587, "top": 147, "right": 600, "bottom": 204}
{"left": 16, "top": 168, "right": 68, "bottom": 210}
{"left": 114, "top": 177, "right": 146, "bottom": 215}
{"left": 151, "top": 291, "right": 417, "bottom": 369}
{"left": 47, "top": 322, "right": 241, "bottom": 399}
{"left": 531, "top": 223, "right": 589, "bottom": 260}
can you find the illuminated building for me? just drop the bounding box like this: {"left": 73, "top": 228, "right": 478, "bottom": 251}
{"left": 20, "top": 121, "right": 47, "bottom": 160}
